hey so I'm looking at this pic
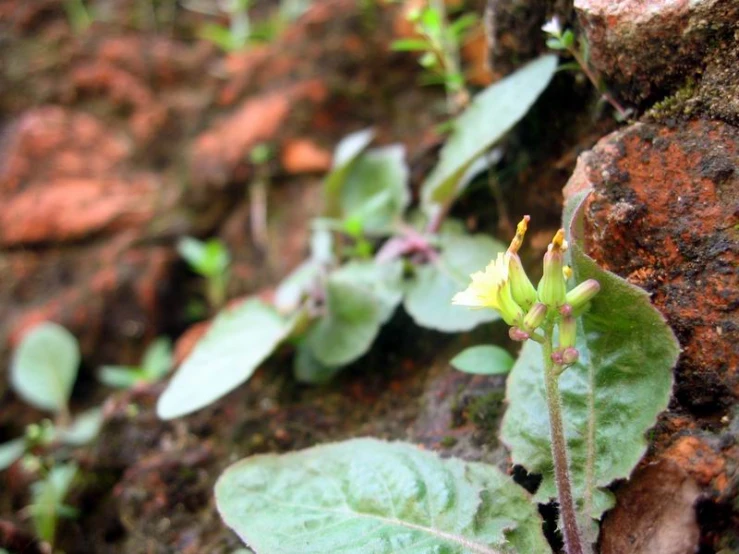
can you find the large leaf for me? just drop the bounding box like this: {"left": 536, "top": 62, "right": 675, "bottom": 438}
{"left": 305, "top": 275, "right": 385, "bottom": 367}
{"left": 340, "top": 145, "right": 410, "bottom": 234}
{"left": 216, "top": 438, "right": 550, "bottom": 554}
{"left": 421, "top": 55, "right": 557, "bottom": 215}
{"left": 157, "top": 299, "right": 295, "bottom": 419}
{"left": 500, "top": 190, "right": 679, "bottom": 520}
{"left": 332, "top": 260, "right": 404, "bottom": 323}
{"left": 404, "top": 223, "right": 506, "bottom": 332}
{"left": 324, "top": 128, "right": 375, "bottom": 216}
{"left": 10, "top": 322, "right": 80, "bottom": 413}
{"left": 293, "top": 341, "right": 342, "bottom": 385}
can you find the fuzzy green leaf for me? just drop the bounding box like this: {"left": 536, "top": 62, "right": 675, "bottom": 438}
{"left": 451, "top": 345, "right": 515, "bottom": 375}
{"left": 324, "top": 129, "right": 375, "bottom": 216}
{"left": 404, "top": 223, "right": 506, "bottom": 332}
{"left": 157, "top": 299, "right": 295, "bottom": 419}
{"left": 501, "top": 190, "right": 679, "bottom": 520}
{"left": 215, "top": 438, "right": 550, "bottom": 554}
{"left": 305, "top": 276, "right": 385, "bottom": 367}
{"left": 293, "top": 341, "right": 342, "bottom": 385}
{"left": 0, "top": 438, "right": 25, "bottom": 471}
{"left": 10, "top": 322, "right": 80, "bottom": 414}
{"left": 421, "top": 55, "right": 557, "bottom": 215}
{"left": 340, "top": 145, "right": 410, "bottom": 234}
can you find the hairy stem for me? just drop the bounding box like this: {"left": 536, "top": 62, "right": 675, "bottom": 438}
{"left": 567, "top": 47, "right": 629, "bottom": 120}
{"left": 583, "top": 359, "right": 597, "bottom": 545}
{"left": 542, "top": 325, "right": 585, "bottom": 554}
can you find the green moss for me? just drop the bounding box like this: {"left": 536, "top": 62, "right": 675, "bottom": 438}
{"left": 646, "top": 79, "right": 697, "bottom": 121}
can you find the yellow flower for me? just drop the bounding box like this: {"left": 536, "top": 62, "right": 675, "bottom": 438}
{"left": 452, "top": 252, "right": 525, "bottom": 326}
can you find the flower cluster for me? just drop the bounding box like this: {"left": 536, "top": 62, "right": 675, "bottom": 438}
{"left": 452, "top": 216, "right": 600, "bottom": 367}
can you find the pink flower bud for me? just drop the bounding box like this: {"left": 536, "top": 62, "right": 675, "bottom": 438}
{"left": 509, "top": 327, "right": 530, "bottom": 342}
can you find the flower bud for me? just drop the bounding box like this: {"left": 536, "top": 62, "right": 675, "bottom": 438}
{"left": 505, "top": 216, "right": 538, "bottom": 310}
{"left": 561, "top": 347, "right": 579, "bottom": 365}
{"left": 498, "top": 281, "right": 526, "bottom": 327}
{"left": 559, "top": 315, "right": 576, "bottom": 349}
{"left": 537, "top": 229, "right": 568, "bottom": 308}
{"left": 523, "top": 302, "right": 547, "bottom": 332}
{"left": 565, "top": 279, "right": 600, "bottom": 311}
{"left": 507, "top": 253, "right": 537, "bottom": 310}
{"left": 509, "top": 327, "right": 530, "bottom": 342}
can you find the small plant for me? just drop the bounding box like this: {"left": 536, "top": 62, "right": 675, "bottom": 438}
{"left": 194, "top": 0, "right": 309, "bottom": 52}
{"left": 542, "top": 16, "right": 631, "bottom": 120}
{"left": 392, "top": 1, "right": 478, "bottom": 114}
{"left": 198, "top": 0, "right": 253, "bottom": 52}
{"left": 453, "top": 216, "right": 600, "bottom": 553}
{"left": 157, "top": 55, "right": 559, "bottom": 420}
{"left": 63, "top": 0, "right": 93, "bottom": 34}
{"left": 178, "top": 236, "right": 231, "bottom": 310}
{"left": 98, "top": 337, "right": 173, "bottom": 389}
{"left": 0, "top": 322, "right": 103, "bottom": 472}
{"left": 248, "top": 142, "right": 274, "bottom": 250}
{"left": 26, "top": 462, "right": 79, "bottom": 548}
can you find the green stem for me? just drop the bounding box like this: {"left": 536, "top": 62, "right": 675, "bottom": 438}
{"left": 542, "top": 325, "right": 585, "bottom": 554}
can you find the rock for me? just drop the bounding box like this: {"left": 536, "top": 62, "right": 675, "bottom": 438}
{"left": 575, "top": 0, "right": 739, "bottom": 104}
{"left": 564, "top": 118, "right": 739, "bottom": 550}
{"left": 0, "top": 107, "right": 180, "bottom": 380}
{"left": 190, "top": 81, "right": 328, "bottom": 189}
{"left": 565, "top": 119, "right": 739, "bottom": 411}
{"left": 280, "top": 138, "right": 332, "bottom": 175}
{"left": 600, "top": 460, "right": 701, "bottom": 554}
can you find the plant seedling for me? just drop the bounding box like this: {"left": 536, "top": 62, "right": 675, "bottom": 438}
{"left": 26, "top": 462, "right": 79, "bottom": 548}
{"left": 542, "top": 16, "right": 631, "bottom": 120}
{"left": 1, "top": 323, "right": 103, "bottom": 472}
{"left": 178, "top": 236, "right": 231, "bottom": 310}
{"left": 99, "top": 337, "right": 173, "bottom": 389}
{"left": 392, "top": 1, "right": 478, "bottom": 114}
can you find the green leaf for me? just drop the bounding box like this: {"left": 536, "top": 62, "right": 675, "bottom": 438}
{"left": 500, "top": 190, "right": 679, "bottom": 520}
{"left": 340, "top": 145, "right": 410, "bottom": 234}
{"left": 305, "top": 275, "right": 384, "bottom": 367}
{"left": 293, "top": 341, "right": 342, "bottom": 385}
{"left": 275, "top": 261, "right": 321, "bottom": 313}
{"left": 420, "top": 55, "right": 557, "bottom": 215}
{"left": 391, "top": 38, "right": 431, "bottom": 52}
{"left": 99, "top": 366, "right": 143, "bottom": 389}
{"left": 10, "top": 322, "right": 79, "bottom": 414}
{"left": 451, "top": 345, "right": 515, "bottom": 375}
{"left": 324, "top": 129, "right": 375, "bottom": 216}
{"left": 420, "top": 6, "right": 442, "bottom": 34}
{"left": 215, "top": 438, "right": 550, "bottom": 554}
{"left": 178, "top": 237, "right": 230, "bottom": 278}
{"left": 29, "top": 462, "right": 78, "bottom": 546}
{"left": 157, "top": 299, "right": 295, "bottom": 419}
{"left": 403, "top": 223, "right": 506, "bottom": 332}
{"left": 332, "top": 260, "right": 405, "bottom": 323}
{"left": 0, "top": 438, "right": 26, "bottom": 471}
{"left": 449, "top": 13, "right": 478, "bottom": 38}
{"left": 141, "top": 338, "right": 173, "bottom": 381}
{"left": 56, "top": 407, "right": 104, "bottom": 446}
